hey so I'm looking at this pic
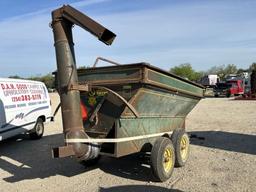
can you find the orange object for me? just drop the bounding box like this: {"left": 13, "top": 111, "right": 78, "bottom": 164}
{"left": 80, "top": 101, "right": 88, "bottom": 121}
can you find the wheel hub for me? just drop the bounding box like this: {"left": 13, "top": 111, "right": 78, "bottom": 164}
{"left": 163, "top": 147, "right": 173, "bottom": 173}
{"left": 180, "top": 134, "right": 189, "bottom": 161}
{"left": 36, "top": 123, "right": 43, "bottom": 135}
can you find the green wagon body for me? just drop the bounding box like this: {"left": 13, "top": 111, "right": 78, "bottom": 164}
{"left": 77, "top": 63, "right": 204, "bottom": 157}
{"left": 50, "top": 5, "right": 204, "bottom": 181}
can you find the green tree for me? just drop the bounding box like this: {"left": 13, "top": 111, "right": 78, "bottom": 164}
{"left": 28, "top": 74, "right": 54, "bottom": 89}
{"left": 40, "top": 74, "right": 54, "bottom": 88}
{"left": 170, "top": 63, "right": 203, "bottom": 81}
{"left": 77, "top": 66, "right": 87, "bottom": 69}
{"left": 207, "top": 65, "right": 224, "bottom": 74}
{"left": 237, "top": 68, "right": 247, "bottom": 75}
{"left": 249, "top": 62, "right": 256, "bottom": 72}
{"left": 8, "top": 73, "right": 54, "bottom": 89}
{"left": 224, "top": 64, "right": 237, "bottom": 75}
{"left": 8, "top": 75, "right": 23, "bottom": 79}
{"left": 207, "top": 64, "right": 238, "bottom": 80}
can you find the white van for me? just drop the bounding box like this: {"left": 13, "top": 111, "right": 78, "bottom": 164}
{"left": 0, "top": 78, "right": 52, "bottom": 141}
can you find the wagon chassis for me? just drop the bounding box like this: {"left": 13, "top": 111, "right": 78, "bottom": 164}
{"left": 50, "top": 5, "right": 203, "bottom": 181}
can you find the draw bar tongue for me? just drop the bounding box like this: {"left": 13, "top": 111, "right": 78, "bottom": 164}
{"left": 52, "top": 145, "right": 75, "bottom": 158}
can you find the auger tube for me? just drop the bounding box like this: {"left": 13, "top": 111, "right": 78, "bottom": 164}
{"left": 51, "top": 5, "right": 116, "bottom": 160}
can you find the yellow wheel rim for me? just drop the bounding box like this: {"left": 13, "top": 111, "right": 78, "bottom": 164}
{"left": 180, "top": 134, "right": 189, "bottom": 161}
{"left": 163, "top": 147, "right": 173, "bottom": 173}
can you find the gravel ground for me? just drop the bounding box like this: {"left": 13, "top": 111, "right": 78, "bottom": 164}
{"left": 0, "top": 93, "right": 255, "bottom": 192}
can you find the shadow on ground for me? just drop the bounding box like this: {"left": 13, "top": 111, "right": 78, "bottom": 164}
{"left": 0, "top": 133, "right": 156, "bottom": 183}
{"left": 98, "top": 185, "right": 183, "bottom": 192}
{"left": 97, "top": 153, "right": 153, "bottom": 182}
{"left": 0, "top": 134, "right": 88, "bottom": 183}
{"left": 189, "top": 131, "right": 256, "bottom": 155}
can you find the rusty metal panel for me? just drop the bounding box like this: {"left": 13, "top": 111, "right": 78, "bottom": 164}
{"left": 77, "top": 63, "right": 203, "bottom": 98}
{"left": 52, "top": 5, "right": 116, "bottom": 45}
{"left": 78, "top": 67, "right": 142, "bottom": 85}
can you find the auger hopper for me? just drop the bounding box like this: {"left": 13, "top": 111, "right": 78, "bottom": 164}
{"left": 50, "top": 5, "right": 204, "bottom": 181}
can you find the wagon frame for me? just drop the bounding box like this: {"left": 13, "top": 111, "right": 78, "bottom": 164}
{"left": 50, "top": 5, "right": 204, "bottom": 181}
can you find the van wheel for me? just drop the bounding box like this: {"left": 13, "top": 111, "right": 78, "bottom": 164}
{"left": 29, "top": 118, "right": 44, "bottom": 139}
{"left": 151, "top": 137, "right": 175, "bottom": 182}
{"left": 171, "top": 129, "right": 190, "bottom": 167}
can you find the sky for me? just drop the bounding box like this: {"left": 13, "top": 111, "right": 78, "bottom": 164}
{"left": 0, "top": 0, "right": 256, "bottom": 77}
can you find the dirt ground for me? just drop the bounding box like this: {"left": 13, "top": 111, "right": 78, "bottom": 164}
{"left": 0, "top": 93, "right": 255, "bottom": 192}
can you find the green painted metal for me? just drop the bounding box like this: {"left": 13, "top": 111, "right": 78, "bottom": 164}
{"left": 77, "top": 63, "right": 203, "bottom": 157}
{"left": 115, "top": 117, "right": 185, "bottom": 157}
{"left": 78, "top": 63, "right": 204, "bottom": 98}
{"left": 146, "top": 69, "right": 203, "bottom": 97}
{"left": 78, "top": 68, "right": 141, "bottom": 83}
{"left": 122, "top": 88, "right": 199, "bottom": 118}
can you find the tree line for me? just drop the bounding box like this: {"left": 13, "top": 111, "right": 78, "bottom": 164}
{"left": 8, "top": 74, "right": 55, "bottom": 89}
{"left": 170, "top": 62, "right": 256, "bottom": 81}
{"left": 8, "top": 66, "right": 90, "bottom": 89}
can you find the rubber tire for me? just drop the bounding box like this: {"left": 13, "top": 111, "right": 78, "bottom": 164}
{"left": 171, "top": 129, "right": 190, "bottom": 167}
{"left": 151, "top": 137, "right": 175, "bottom": 182}
{"left": 29, "top": 118, "right": 44, "bottom": 139}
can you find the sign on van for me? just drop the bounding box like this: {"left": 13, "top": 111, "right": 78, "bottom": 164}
{"left": 0, "top": 78, "right": 52, "bottom": 141}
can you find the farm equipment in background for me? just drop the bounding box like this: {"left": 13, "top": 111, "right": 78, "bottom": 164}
{"left": 50, "top": 5, "right": 204, "bottom": 182}
{"left": 214, "top": 78, "right": 245, "bottom": 97}
{"left": 214, "top": 82, "right": 231, "bottom": 97}
{"left": 199, "top": 75, "right": 219, "bottom": 97}
{"left": 200, "top": 74, "right": 219, "bottom": 87}
{"left": 226, "top": 79, "right": 244, "bottom": 97}
{"left": 235, "top": 70, "right": 256, "bottom": 100}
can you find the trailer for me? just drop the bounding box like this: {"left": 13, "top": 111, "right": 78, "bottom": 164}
{"left": 200, "top": 74, "right": 219, "bottom": 87}
{"left": 50, "top": 5, "right": 204, "bottom": 181}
